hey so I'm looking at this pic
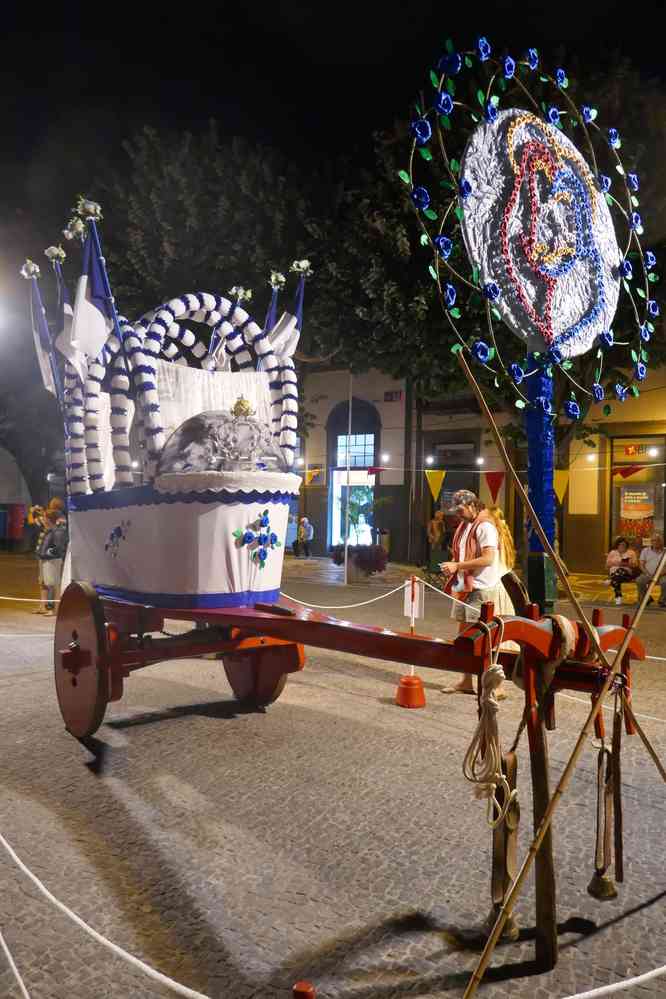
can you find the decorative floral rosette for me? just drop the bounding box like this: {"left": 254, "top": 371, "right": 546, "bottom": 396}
{"left": 233, "top": 509, "right": 282, "bottom": 569}
{"left": 401, "top": 37, "right": 660, "bottom": 419}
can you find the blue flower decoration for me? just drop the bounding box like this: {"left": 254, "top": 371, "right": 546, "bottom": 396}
{"left": 527, "top": 48, "right": 539, "bottom": 70}
{"left": 635, "top": 361, "right": 647, "bottom": 381}
{"left": 598, "top": 174, "right": 611, "bottom": 193}
{"left": 640, "top": 324, "right": 651, "bottom": 342}
{"left": 472, "top": 340, "right": 491, "bottom": 363}
{"left": 235, "top": 509, "right": 282, "bottom": 569}
{"left": 535, "top": 396, "right": 551, "bottom": 414}
{"left": 547, "top": 106, "right": 560, "bottom": 126}
{"left": 410, "top": 118, "right": 432, "bottom": 146}
{"left": 555, "top": 67, "right": 567, "bottom": 87}
{"left": 630, "top": 212, "right": 642, "bottom": 230}
{"left": 592, "top": 383, "right": 605, "bottom": 402}
{"left": 608, "top": 128, "right": 621, "bottom": 148}
{"left": 582, "top": 105, "right": 594, "bottom": 123}
{"left": 509, "top": 363, "right": 524, "bottom": 385}
{"left": 459, "top": 178, "right": 472, "bottom": 199}
{"left": 483, "top": 282, "right": 501, "bottom": 302}
{"left": 564, "top": 400, "right": 580, "bottom": 419}
{"left": 619, "top": 259, "right": 633, "bottom": 279}
{"left": 411, "top": 186, "right": 431, "bottom": 210}
{"left": 434, "top": 91, "right": 453, "bottom": 116}
{"left": 599, "top": 329, "right": 614, "bottom": 349}
{"left": 645, "top": 250, "right": 657, "bottom": 270}
{"left": 648, "top": 299, "right": 660, "bottom": 317}
{"left": 504, "top": 55, "right": 515, "bottom": 79}
{"left": 434, "top": 234, "right": 453, "bottom": 259}
{"left": 444, "top": 283, "right": 457, "bottom": 308}
{"left": 548, "top": 346, "right": 563, "bottom": 365}
{"left": 477, "top": 36, "right": 492, "bottom": 61}
{"left": 627, "top": 173, "right": 639, "bottom": 192}
{"left": 438, "top": 51, "right": 462, "bottom": 75}
{"left": 615, "top": 383, "right": 628, "bottom": 402}
{"left": 485, "top": 101, "right": 498, "bottom": 124}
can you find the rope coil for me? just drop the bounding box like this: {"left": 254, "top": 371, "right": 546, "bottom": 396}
{"left": 461, "top": 618, "right": 518, "bottom": 828}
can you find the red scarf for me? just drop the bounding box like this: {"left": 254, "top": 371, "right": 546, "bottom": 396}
{"left": 448, "top": 511, "right": 492, "bottom": 594}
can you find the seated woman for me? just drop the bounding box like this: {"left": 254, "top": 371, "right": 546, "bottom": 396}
{"left": 605, "top": 537, "right": 639, "bottom": 605}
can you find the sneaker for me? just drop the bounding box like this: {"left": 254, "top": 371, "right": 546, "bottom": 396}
{"left": 614, "top": 596, "right": 622, "bottom": 605}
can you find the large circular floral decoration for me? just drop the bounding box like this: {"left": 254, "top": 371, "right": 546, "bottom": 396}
{"left": 400, "top": 38, "right": 659, "bottom": 418}
{"left": 460, "top": 108, "right": 621, "bottom": 359}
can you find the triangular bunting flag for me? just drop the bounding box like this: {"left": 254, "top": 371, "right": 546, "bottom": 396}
{"left": 425, "top": 469, "right": 446, "bottom": 501}
{"left": 484, "top": 471, "right": 505, "bottom": 504}
{"left": 612, "top": 464, "right": 644, "bottom": 480}
{"left": 553, "top": 470, "right": 570, "bottom": 504}
{"left": 305, "top": 468, "right": 321, "bottom": 485}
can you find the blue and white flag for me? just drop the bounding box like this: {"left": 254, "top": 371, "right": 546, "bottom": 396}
{"left": 29, "top": 278, "right": 59, "bottom": 397}
{"left": 53, "top": 261, "right": 85, "bottom": 383}
{"left": 71, "top": 230, "right": 113, "bottom": 364}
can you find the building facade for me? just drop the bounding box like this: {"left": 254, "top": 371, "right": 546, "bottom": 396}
{"left": 298, "top": 365, "right": 666, "bottom": 575}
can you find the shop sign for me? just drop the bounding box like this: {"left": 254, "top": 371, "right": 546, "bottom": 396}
{"left": 624, "top": 444, "right": 652, "bottom": 456}
{"left": 620, "top": 485, "right": 655, "bottom": 520}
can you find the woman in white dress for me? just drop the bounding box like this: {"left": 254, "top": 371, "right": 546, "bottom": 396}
{"left": 488, "top": 507, "right": 520, "bottom": 693}
{"left": 488, "top": 506, "right": 516, "bottom": 616}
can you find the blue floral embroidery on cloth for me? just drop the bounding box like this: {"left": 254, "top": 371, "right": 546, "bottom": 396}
{"left": 105, "top": 520, "right": 131, "bottom": 558}
{"left": 233, "top": 509, "right": 281, "bottom": 569}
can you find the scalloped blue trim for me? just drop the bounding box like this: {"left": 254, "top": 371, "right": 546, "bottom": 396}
{"left": 95, "top": 584, "right": 280, "bottom": 609}
{"left": 68, "top": 483, "right": 298, "bottom": 512}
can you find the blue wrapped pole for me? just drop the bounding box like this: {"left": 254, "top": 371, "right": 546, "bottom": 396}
{"left": 525, "top": 356, "right": 557, "bottom": 609}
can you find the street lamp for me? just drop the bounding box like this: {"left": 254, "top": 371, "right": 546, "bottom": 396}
{"left": 131, "top": 460, "right": 139, "bottom": 469}
{"left": 648, "top": 447, "right": 658, "bottom": 458}
{"left": 381, "top": 452, "right": 390, "bottom": 463}
{"left": 475, "top": 456, "right": 485, "bottom": 466}
{"left": 425, "top": 455, "right": 434, "bottom": 466}
{"left": 296, "top": 456, "right": 305, "bottom": 467}
{"left": 586, "top": 454, "right": 595, "bottom": 463}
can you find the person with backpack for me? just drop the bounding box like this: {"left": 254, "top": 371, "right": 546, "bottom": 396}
{"left": 36, "top": 510, "right": 68, "bottom": 616}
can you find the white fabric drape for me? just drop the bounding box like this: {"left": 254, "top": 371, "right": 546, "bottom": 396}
{"left": 152, "top": 361, "right": 273, "bottom": 444}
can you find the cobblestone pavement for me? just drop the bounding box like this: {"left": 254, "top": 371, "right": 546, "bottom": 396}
{"left": 0, "top": 556, "right": 665, "bottom": 998}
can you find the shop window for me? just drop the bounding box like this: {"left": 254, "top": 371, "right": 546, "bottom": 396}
{"left": 611, "top": 436, "right": 665, "bottom": 546}
{"left": 336, "top": 433, "right": 375, "bottom": 468}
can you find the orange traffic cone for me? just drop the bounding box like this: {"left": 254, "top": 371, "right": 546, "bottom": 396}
{"left": 395, "top": 671, "right": 426, "bottom": 708}
{"left": 293, "top": 983, "right": 316, "bottom": 998}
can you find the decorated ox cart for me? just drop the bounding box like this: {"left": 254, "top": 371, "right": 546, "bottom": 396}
{"left": 22, "top": 189, "right": 661, "bottom": 993}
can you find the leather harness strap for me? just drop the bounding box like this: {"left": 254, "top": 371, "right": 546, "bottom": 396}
{"left": 491, "top": 752, "right": 520, "bottom": 907}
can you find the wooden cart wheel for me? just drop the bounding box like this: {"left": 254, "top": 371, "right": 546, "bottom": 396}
{"left": 222, "top": 649, "right": 288, "bottom": 707}
{"left": 54, "top": 581, "right": 109, "bottom": 738}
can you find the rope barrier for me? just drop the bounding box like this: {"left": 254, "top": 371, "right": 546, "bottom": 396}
{"left": 279, "top": 581, "right": 408, "bottom": 610}
{"left": 558, "top": 692, "right": 666, "bottom": 726}
{"left": 0, "top": 634, "right": 53, "bottom": 639}
{"left": 0, "top": 829, "right": 212, "bottom": 999}
{"left": 421, "top": 577, "right": 482, "bottom": 615}
{"left": 0, "top": 595, "right": 60, "bottom": 604}
{"left": 561, "top": 964, "right": 666, "bottom": 997}
{"left": 0, "top": 926, "right": 31, "bottom": 999}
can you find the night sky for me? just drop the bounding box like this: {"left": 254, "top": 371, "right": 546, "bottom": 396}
{"left": 1, "top": 0, "right": 664, "bottom": 380}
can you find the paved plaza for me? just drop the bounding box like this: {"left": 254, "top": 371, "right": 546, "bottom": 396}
{"left": 0, "top": 553, "right": 665, "bottom": 998}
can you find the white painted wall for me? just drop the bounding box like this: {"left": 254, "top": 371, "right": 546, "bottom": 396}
{"left": 302, "top": 369, "right": 406, "bottom": 485}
